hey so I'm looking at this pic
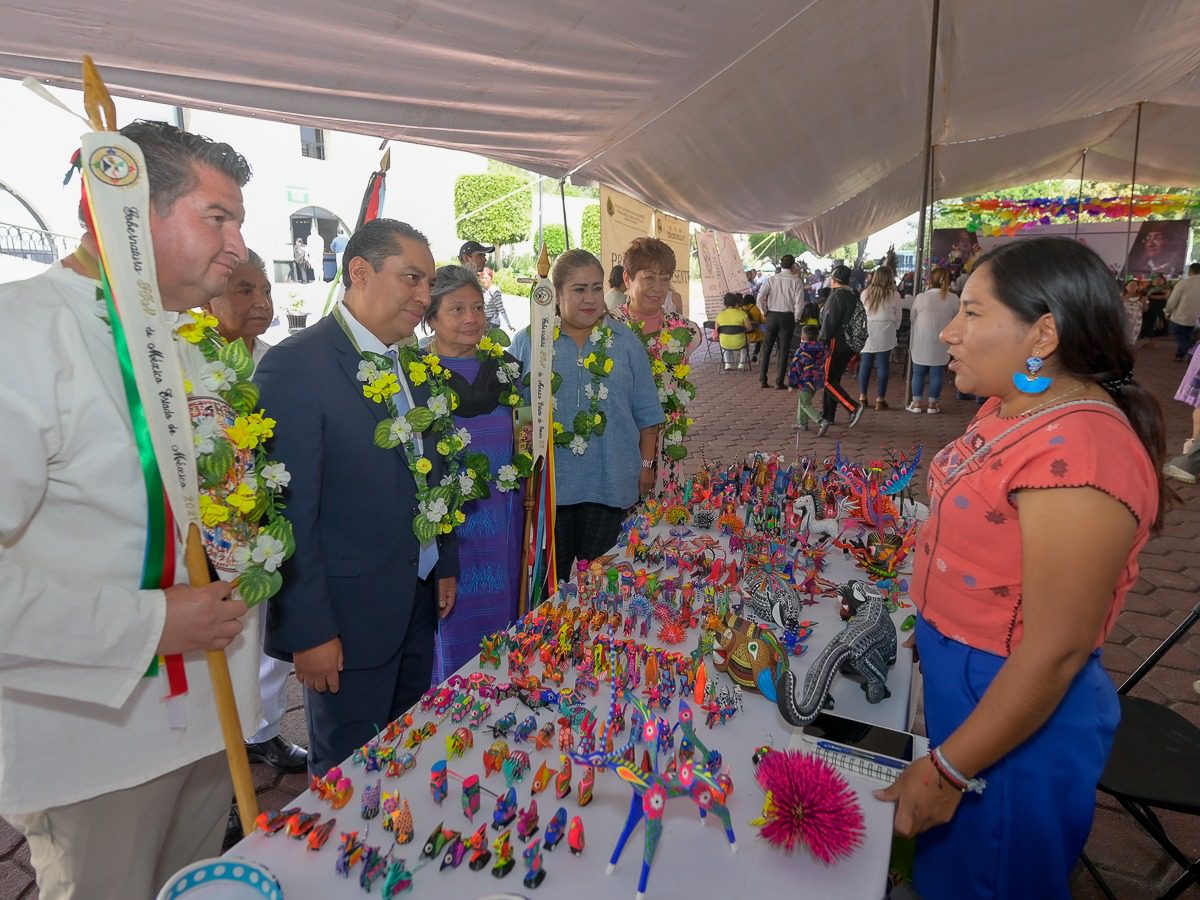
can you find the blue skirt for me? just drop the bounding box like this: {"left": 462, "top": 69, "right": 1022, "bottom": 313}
{"left": 914, "top": 617, "right": 1119, "bottom": 900}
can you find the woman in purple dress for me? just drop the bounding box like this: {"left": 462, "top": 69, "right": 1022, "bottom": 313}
{"left": 424, "top": 266, "right": 524, "bottom": 680}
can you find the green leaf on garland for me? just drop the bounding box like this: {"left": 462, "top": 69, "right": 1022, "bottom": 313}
{"left": 218, "top": 338, "right": 255, "bottom": 381}
{"left": 374, "top": 419, "right": 403, "bottom": 449}
{"left": 413, "top": 515, "right": 438, "bottom": 545}
{"left": 237, "top": 565, "right": 282, "bottom": 607}
{"left": 664, "top": 443, "right": 688, "bottom": 461}
{"left": 573, "top": 410, "right": 592, "bottom": 434}
{"left": 406, "top": 406, "right": 435, "bottom": 432}
{"left": 465, "top": 451, "right": 493, "bottom": 481}
{"left": 196, "top": 439, "right": 235, "bottom": 487}
{"left": 593, "top": 411, "right": 607, "bottom": 436}
{"left": 224, "top": 380, "right": 260, "bottom": 415}
{"left": 263, "top": 517, "right": 296, "bottom": 558}
{"left": 486, "top": 328, "right": 511, "bottom": 348}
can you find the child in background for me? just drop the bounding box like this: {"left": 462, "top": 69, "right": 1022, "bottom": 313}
{"left": 716, "top": 292, "right": 752, "bottom": 370}
{"left": 786, "top": 324, "right": 828, "bottom": 431}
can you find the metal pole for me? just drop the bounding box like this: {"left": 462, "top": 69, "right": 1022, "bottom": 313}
{"left": 560, "top": 180, "right": 571, "bottom": 250}
{"left": 911, "top": 0, "right": 942, "bottom": 295}
{"left": 1073, "top": 148, "right": 1087, "bottom": 240}
{"left": 1121, "top": 102, "right": 1143, "bottom": 277}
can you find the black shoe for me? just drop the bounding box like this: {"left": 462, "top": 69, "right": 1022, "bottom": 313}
{"left": 223, "top": 801, "right": 244, "bottom": 851}
{"left": 848, "top": 404, "right": 865, "bottom": 428}
{"left": 245, "top": 735, "right": 308, "bottom": 774}
{"left": 775, "top": 383, "right": 786, "bottom": 390}
{"left": 760, "top": 380, "right": 769, "bottom": 389}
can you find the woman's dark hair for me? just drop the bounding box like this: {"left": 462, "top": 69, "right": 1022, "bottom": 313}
{"left": 976, "top": 237, "right": 1170, "bottom": 529}
{"left": 424, "top": 264, "right": 482, "bottom": 326}
{"left": 608, "top": 265, "right": 625, "bottom": 289}
{"left": 722, "top": 291, "right": 742, "bottom": 308}
{"left": 799, "top": 301, "right": 820, "bottom": 321}
{"left": 551, "top": 248, "right": 603, "bottom": 295}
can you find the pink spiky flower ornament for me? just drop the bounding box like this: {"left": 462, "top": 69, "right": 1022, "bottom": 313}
{"left": 751, "top": 749, "right": 864, "bottom": 863}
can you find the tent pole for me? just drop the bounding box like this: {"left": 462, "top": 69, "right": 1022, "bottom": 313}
{"left": 911, "top": 0, "right": 942, "bottom": 295}
{"left": 1073, "top": 149, "right": 1087, "bottom": 240}
{"left": 560, "top": 180, "right": 571, "bottom": 250}
{"left": 1121, "top": 102, "right": 1143, "bottom": 277}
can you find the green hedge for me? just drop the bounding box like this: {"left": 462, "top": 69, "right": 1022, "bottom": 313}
{"left": 580, "top": 204, "right": 601, "bottom": 256}
{"left": 533, "top": 224, "right": 572, "bottom": 258}
{"left": 454, "top": 174, "right": 532, "bottom": 246}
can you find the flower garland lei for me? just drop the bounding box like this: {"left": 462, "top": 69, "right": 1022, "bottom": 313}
{"left": 335, "top": 308, "right": 491, "bottom": 543}
{"left": 175, "top": 310, "right": 295, "bottom": 606}
{"left": 476, "top": 329, "right": 534, "bottom": 491}
{"left": 622, "top": 307, "right": 697, "bottom": 471}
{"left": 551, "top": 321, "right": 616, "bottom": 456}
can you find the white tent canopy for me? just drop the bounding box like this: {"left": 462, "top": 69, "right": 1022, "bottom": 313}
{"left": 3, "top": 0, "right": 1199, "bottom": 253}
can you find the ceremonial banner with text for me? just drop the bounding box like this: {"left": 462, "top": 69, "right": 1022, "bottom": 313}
{"left": 599, "top": 185, "right": 653, "bottom": 276}
{"left": 697, "top": 230, "right": 749, "bottom": 320}
{"left": 654, "top": 210, "right": 692, "bottom": 294}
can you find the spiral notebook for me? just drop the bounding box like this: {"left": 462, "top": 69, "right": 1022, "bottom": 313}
{"left": 793, "top": 732, "right": 929, "bottom": 785}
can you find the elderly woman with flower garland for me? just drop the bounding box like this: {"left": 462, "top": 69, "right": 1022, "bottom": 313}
{"left": 613, "top": 237, "right": 701, "bottom": 483}
{"left": 421, "top": 265, "right": 526, "bottom": 679}
{"left": 512, "top": 249, "right": 664, "bottom": 585}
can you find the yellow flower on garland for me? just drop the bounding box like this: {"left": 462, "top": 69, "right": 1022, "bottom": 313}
{"left": 226, "top": 416, "right": 261, "bottom": 450}
{"left": 553, "top": 422, "right": 564, "bottom": 436}
{"left": 673, "top": 363, "right": 690, "bottom": 379}
{"left": 454, "top": 510, "right": 466, "bottom": 524}
{"left": 408, "top": 362, "right": 429, "bottom": 386}
{"left": 603, "top": 358, "right": 613, "bottom": 374}
{"left": 226, "top": 482, "right": 257, "bottom": 514}
{"left": 183, "top": 378, "right": 194, "bottom": 394}
{"left": 436, "top": 440, "right": 450, "bottom": 456}
{"left": 177, "top": 310, "right": 219, "bottom": 344}
{"left": 593, "top": 414, "right": 602, "bottom": 425}
{"left": 199, "top": 494, "right": 231, "bottom": 527}
{"left": 364, "top": 373, "right": 400, "bottom": 403}
{"left": 415, "top": 458, "right": 433, "bottom": 475}
{"left": 651, "top": 359, "right": 667, "bottom": 376}
{"left": 245, "top": 412, "right": 276, "bottom": 441}
{"left": 583, "top": 352, "right": 597, "bottom": 368}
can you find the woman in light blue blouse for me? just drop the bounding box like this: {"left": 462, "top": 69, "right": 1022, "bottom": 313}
{"left": 511, "top": 249, "right": 664, "bottom": 584}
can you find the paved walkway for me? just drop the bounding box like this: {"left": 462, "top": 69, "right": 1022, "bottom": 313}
{"left": 3, "top": 336, "right": 1198, "bottom": 899}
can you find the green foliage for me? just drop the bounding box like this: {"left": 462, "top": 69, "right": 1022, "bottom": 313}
{"left": 581, "top": 204, "right": 601, "bottom": 255}
{"left": 747, "top": 232, "right": 807, "bottom": 262}
{"left": 493, "top": 268, "right": 528, "bottom": 297}
{"left": 454, "top": 175, "right": 532, "bottom": 246}
{"left": 533, "top": 224, "right": 572, "bottom": 258}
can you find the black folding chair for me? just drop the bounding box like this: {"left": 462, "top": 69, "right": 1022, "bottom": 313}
{"left": 1081, "top": 600, "right": 1200, "bottom": 899}
{"left": 701, "top": 320, "right": 717, "bottom": 361}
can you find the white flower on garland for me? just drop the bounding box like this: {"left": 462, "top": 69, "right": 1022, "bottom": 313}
{"left": 387, "top": 417, "right": 414, "bottom": 444}
{"left": 674, "top": 387, "right": 691, "bottom": 404}
{"left": 192, "top": 415, "right": 222, "bottom": 454}
{"left": 663, "top": 429, "right": 683, "bottom": 446}
{"left": 657, "top": 386, "right": 670, "bottom": 404}
{"left": 458, "top": 472, "right": 475, "bottom": 494}
{"left": 357, "top": 359, "right": 383, "bottom": 383}
{"left": 260, "top": 462, "right": 291, "bottom": 490}
{"left": 422, "top": 497, "right": 449, "bottom": 523}
{"left": 233, "top": 533, "right": 286, "bottom": 573}
{"left": 497, "top": 361, "right": 519, "bottom": 384}
{"left": 440, "top": 473, "right": 455, "bottom": 487}
{"left": 428, "top": 394, "right": 450, "bottom": 417}
{"left": 455, "top": 427, "right": 472, "bottom": 448}
{"left": 200, "top": 360, "right": 238, "bottom": 393}
{"left": 665, "top": 336, "right": 684, "bottom": 354}
{"left": 569, "top": 435, "right": 588, "bottom": 455}
{"left": 589, "top": 324, "right": 614, "bottom": 348}
{"left": 496, "top": 464, "right": 518, "bottom": 489}
{"left": 597, "top": 383, "right": 609, "bottom": 401}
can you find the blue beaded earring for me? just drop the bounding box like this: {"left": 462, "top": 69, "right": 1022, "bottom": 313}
{"left": 1013, "top": 355, "right": 1052, "bottom": 394}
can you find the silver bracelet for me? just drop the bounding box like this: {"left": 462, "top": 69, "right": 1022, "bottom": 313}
{"left": 932, "top": 745, "right": 987, "bottom": 795}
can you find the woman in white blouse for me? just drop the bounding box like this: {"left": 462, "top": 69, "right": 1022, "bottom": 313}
{"left": 857, "top": 265, "right": 903, "bottom": 410}
{"left": 906, "top": 266, "right": 960, "bottom": 413}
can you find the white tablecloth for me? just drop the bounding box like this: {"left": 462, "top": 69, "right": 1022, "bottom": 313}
{"left": 228, "top": 526, "right": 918, "bottom": 900}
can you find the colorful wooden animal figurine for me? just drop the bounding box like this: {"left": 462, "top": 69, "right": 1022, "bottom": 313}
{"left": 430, "top": 759, "right": 448, "bottom": 805}
{"left": 492, "top": 829, "right": 515, "bottom": 878}
{"left": 335, "top": 831, "right": 365, "bottom": 877}
{"left": 466, "top": 823, "right": 492, "bottom": 871}
{"left": 256, "top": 807, "right": 298, "bottom": 835}
{"left": 568, "top": 816, "right": 586, "bottom": 856}
{"left": 483, "top": 739, "right": 510, "bottom": 777}
{"left": 531, "top": 760, "right": 554, "bottom": 795}
{"left": 285, "top": 811, "right": 320, "bottom": 840}
{"left": 381, "top": 859, "right": 413, "bottom": 897}
{"left": 440, "top": 833, "right": 468, "bottom": 870}
{"left": 360, "top": 780, "right": 382, "bottom": 819}
{"left": 493, "top": 786, "right": 518, "bottom": 829}
{"left": 543, "top": 807, "right": 568, "bottom": 851}
{"left": 446, "top": 725, "right": 473, "bottom": 759}
{"left": 360, "top": 845, "right": 388, "bottom": 891}
{"left": 555, "top": 754, "right": 573, "bottom": 799}
{"left": 307, "top": 818, "right": 337, "bottom": 851}
{"left": 462, "top": 774, "right": 482, "bottom": 821}
{"left": 523, "top": 838, "right": 547, "bottom": 889}
{"left": 577, "top": 766, "right": 595, "bottom": 807}
{"left": 420, "top": 823, "right": 458, "bottom": 860}
{"left": 517, "top": 798, "right": 540, "bottom": 841}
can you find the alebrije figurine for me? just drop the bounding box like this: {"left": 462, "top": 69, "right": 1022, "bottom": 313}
{"left": 751, "top": 749, "right": 863, "bottom": 863}
{"left": 360, "top": 845, "right": 388, "bottom": 891}
{"left": 446, "top": 725, "right": 473, "bottom": 759}
{"left": 493, "top": 786, "right": 518, "bottom": 829}
{"left": 393, "top": 799, "right": 414, "bottom": 845}
{"left": 531, "top": 760, "right": 554, "bottom": 795}
{"left": 307, "top": 818, "right": 337, "bottom": 851}
{"left": 335, "top": 831, "right": 364, "bottom": 877}
{"left": 523, "top": 838, "right": 547, "bottom": 889}
{"left": 577, "top": 766, "right": 595, "bottom": 807}
{"left": 535, "top": 721, "right": 557, "bottom": 751}
{"left": 285, "top": 810, "right": 321, "bottom": 839}
{"left": 462, "top": 773, "right": 482, "bottom": 821}
{"left": 330, "top": 777, "right": 354, "bottom": 810}
{"left": 382, "top": 858, "right": 413, "bottom": 897}
{"left": 492, "top": 829, "right": 515, "bottom": 878}
{"left": 256, "top": 807, "right": 297, "bottom": 835}
{"left": 555, "top": 755, "right": 572, "bottom": 800}
{"left": 420, "top": 822, "right": 458, "bottom": 860}
{"left": 483, "top": 739, "right": 510, "bottom": 777}
{"left": 440, "top": 833, "right": 468, "bottom": 870}
{"left": 502, "top": 750, "right": 531, "bottom": 787}
{"left": 387, "top": 750, "right": 418, "bottom": 778}
{"left": 514, "top": 714, "right": 539, "bottom": 743}
{"left": 568, "top": 816, "right": 585, "bottom": 855}
{"left": 467, "top": 823, "right": 492, "bottom": 871}
{"left": 430, "top": 759, "right": 449, "bottom": 805}
{"left": 517, "top": 798, "right": 540, "bottom": 840}
{"left": 543, "top": 807, "right": 568, "bottom": 851}
{"left": 361, "top": 779, "right": 382, "bottom": 819}
{"left": 490, "top": 711, "right": 517, "bottom": 739}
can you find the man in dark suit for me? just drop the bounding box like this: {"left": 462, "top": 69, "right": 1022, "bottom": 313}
{"left": 256, "top": 219, "right": 458, "bottom": 775}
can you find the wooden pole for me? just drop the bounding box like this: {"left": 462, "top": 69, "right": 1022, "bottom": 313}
{"left": 1121, "top": 102, "right": 1144, "bottom": 277}
{"left": 185, "top": 525, "right": 258, "bottom": 835}
{"left": 517, "top": 467, "right": 538, "bottom": 617}
{"left": 911, "top": 0, "right": 942, "bottom": 295}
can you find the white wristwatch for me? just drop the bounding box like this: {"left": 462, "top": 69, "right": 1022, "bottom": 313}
{"left": 640, "top": 458, "right": 655, "bottom": 469}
